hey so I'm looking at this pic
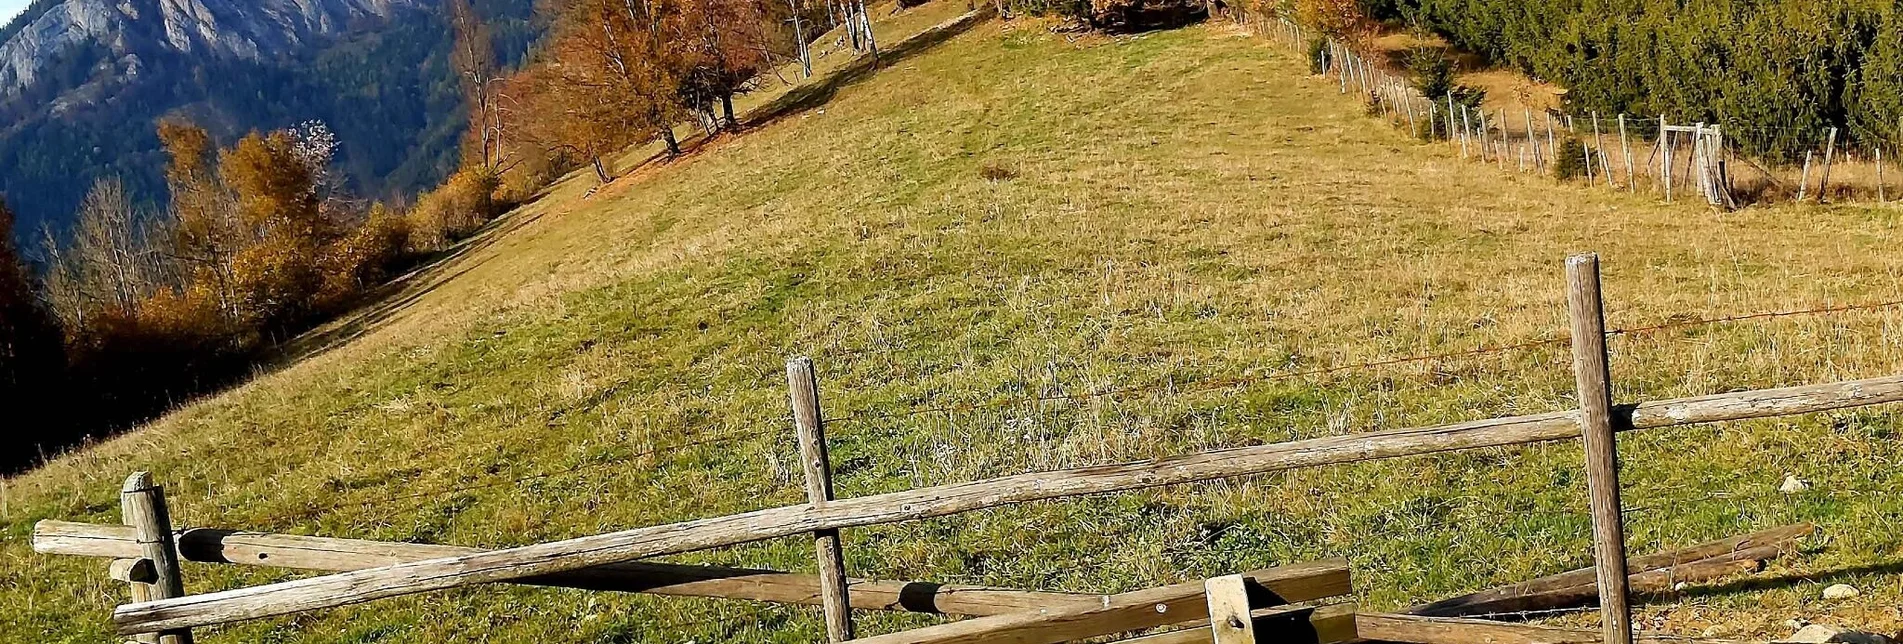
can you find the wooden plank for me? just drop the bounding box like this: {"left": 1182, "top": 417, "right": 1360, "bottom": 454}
{"left": 790, "top": 356, "right": 856, "bottom": 641}
{"left": 1404, "top": 523, "right": 1811, "bottom": 617}
{"left": 1357, "top": 613, "right": 1763, "bottom": 644}
{"left": 844, "top": 560, "right": 1350, "bottom": 644}
{"left": 36, "top": 521, "right": 1073, "bottom": 617}
{"left": 121, "top": 473, "right": 193, "bottom": 644}
{"left": 1408, "top": 545, "right": 1778, "bottom": 619}
{"left": 112, "top": 374, "right": 1903, "bottom": 634}
{"left": 1112, "top": 604, "right": 1358, "bottom": 644}
{"left": 1204, "top": 575, "right": 1256, "bottom": 644}
{"left": 1566, "top": 254, "right": 1632, "bottom": 644}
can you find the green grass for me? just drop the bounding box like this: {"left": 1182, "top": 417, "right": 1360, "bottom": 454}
{"left": 7, "top": 14, "right": 1903, "bottom": 643}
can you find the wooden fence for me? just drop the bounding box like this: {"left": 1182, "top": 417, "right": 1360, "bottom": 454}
{"left": 34, "top": 253, "right": 1903, "bottom": 643}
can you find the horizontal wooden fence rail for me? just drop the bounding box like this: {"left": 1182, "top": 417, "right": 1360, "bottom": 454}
{"left": 1404, "top": 523, "right": 1812, "bottom": 618}
{"left": 845, "top": 560, "right": 1349, "bottom": 644}
{"left": 1358, "top": 614, "right": 1767, "bottom": 644}
{"left": 113, "top": 373, "right": 1903, "bottom": 634}
{"left": 1113, "top": 604, "right": 1358, "bottom": 644}
{"left": 33, "top": 521, "right": 1070, "bottom": 617}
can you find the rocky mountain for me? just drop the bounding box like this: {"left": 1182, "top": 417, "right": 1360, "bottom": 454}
{"left": 0, "top": 0, "right": 535, "bottom": 237}
{"left": 1, "top": 0, "right": 423, "bottom": 101}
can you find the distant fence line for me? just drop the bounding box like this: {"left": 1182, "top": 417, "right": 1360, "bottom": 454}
{"left": 1243, "top": 12, "right": 1903, "bottom": 211}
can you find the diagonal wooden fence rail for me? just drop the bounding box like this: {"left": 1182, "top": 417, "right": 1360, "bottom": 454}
{"left": 30, "top": 253, "right": 1902, "bottom": 641}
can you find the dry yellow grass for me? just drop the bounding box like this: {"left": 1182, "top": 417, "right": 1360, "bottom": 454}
{"left": 5, "top": 12, "right": 1903, "bottom": 644}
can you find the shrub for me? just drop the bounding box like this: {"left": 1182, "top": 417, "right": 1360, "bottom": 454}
{"left": 1085, "top": 0, "right": 1207, "bottom": 32}
{"left": 1307, "top": 37, "right": 1328, "bottom": 74}
{"left": 1406, "top": 46, "right": 1455, "bottom": 101}
{"left": 408, "top": 167, "right": 502, "bottom": 253}
{"left": 1295, "top": 0, "right": 1371, "bottom": 40}
{"left": 1552, "top": 136, "right": 1588, "bottom": 180}
{"left": 318, "top": 204, "right": 413, "bottom": 309}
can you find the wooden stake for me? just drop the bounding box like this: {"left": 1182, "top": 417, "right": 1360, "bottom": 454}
{"left": 1819, "top": 127, "right": 1838, "bottom": 203}
{"left": 1565, "top": 255, "right": 1632, "bottom": 644}
{"left": 1447, "top": 95, "right": 1456, "bottom": 142}
{"left": 1337, "top": 43, "right": 1348, "bottom": 93}
{"left": 1798, "top": 151, "right": 1813, "bottom": 202}
{"left": 1405, "top": 90, "right": 1418, "bottom": 137}
{"left": 1710, "top": 125, "right": 1735, "bottom": 210}
{"left": 1583, "top": 125, "right": 1596, "bottom": 184}
{"left": 122, "top": 473, "right": 193, "bottom": 644}
{"left": 1618, "top": 114, "right": 1635, "bottom": 191}
{"left": 1547, "top": 112, "right": 1558, "bottom": 162}
{"left": 1499, "top": 109, "right": 1510, "bottom": 169}
{"left": 1592, "top": 113, "right": 1610, "bottom": 187}
{"left": 1204, "top": 575, "right": 1257, "bottom": 644}
{"left": 1879, "top": 147, "right": 1887, "bottom": 202}
{"left": 1660, "top": 116, "right": 1672, "bottom": 201}
{"left": 1460, "top": 105, "right": 1472, "bottom": 158}
{"left": 789, "top": 357, "right": 854, "bottom": 641}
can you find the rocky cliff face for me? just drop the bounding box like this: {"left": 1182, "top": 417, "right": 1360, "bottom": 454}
{"left": 0, "top": 0, "right": 426, "bottom": 99}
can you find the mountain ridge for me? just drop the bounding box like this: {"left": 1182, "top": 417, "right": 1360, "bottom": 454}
{"left": 0, "top": 0, "right": 535, "bottom": 237}
{"left": 0, "top": 0, "right": 424, "bottom": 99}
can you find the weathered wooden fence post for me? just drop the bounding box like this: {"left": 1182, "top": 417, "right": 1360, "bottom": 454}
{"left": 1592, "top": 113, "right": 1610, "bottom": 187}
{"left": 1819, "top": 127, "right": 1838, "bottom": 203}
{"left": 1618, "top": 114, "right": 1635, "bottom": 191}
{"left": 787, "top": 357, "right": 855, "bottom": 641}
{"left": 1565, "top": 255, "right": 1632, "bottom": 644}
{"left": 121, "top": 472, "right": 193, "bottom": 644}
{"left": 1798, "top": 151, "right": 1814, "bottom": 202}
{"left": 1660, "top": 116, "right": 1672, "bottom": 202}
{"left": 1204, "top": 574, "right": 1256, "bottom": 644}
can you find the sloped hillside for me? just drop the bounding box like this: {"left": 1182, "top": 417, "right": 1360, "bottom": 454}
{"left": 5, "top": 12, "right": 1902, "bottom": 643}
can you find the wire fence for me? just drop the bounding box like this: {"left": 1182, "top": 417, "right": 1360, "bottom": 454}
{"left": 1238, "top": 11, "right": 1903, "bottom": 208}
{"left": 274, "top": 290, "right": 1903, "bottom": 530}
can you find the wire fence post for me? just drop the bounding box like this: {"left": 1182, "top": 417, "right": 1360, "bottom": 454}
{"left": 121, "top": 472, "right": 194, "bottom": 644}
{"left": 1819, "top": 127, "right": 1838, "bottom": 203}
{"left": 1618, "top": 114, "right": 1635, "bottom": 191}
{"left": 1565, "top": 255, "right": 1632, "bottom": 644}
{"left": 788, "top": 357, "right": 854, "bottom": 641}
{"left": 1799, "top": 151, "right": 1814, "bottom": 202}
{"left": 1660, "top": 116, "right": 1672, "bottom": 202}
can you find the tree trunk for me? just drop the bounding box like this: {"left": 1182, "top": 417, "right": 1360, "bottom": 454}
{"left": 722, "top": 94, "right": 737, "bottom": 129}
{"left": 661, "top": 128, "right": 681, "bottom": 156}
{"left": 593, "top": 157, "right": 610, "bottom": 183}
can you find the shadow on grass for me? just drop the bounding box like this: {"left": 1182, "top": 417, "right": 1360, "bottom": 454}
{"left": 1665, "top": 560, "right": 1903, "bottom": 601}
{"left": 275, "top": 203, "right": 550, "bottom": 366}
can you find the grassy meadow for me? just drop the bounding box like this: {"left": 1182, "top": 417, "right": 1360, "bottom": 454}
{"left": 5, "top": 10, "right": 1903, "bottom": 643}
